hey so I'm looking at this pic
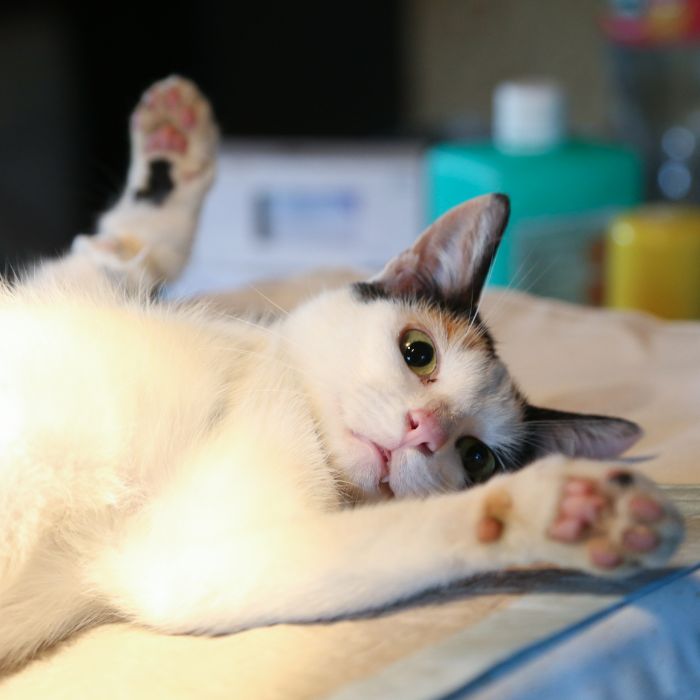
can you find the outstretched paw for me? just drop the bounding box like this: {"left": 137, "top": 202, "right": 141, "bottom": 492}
{"left": 129, "top": 75, "right": 218, "bottom": 198}
{"left": 548, "top": 469, "right": 683, "bottom": 574}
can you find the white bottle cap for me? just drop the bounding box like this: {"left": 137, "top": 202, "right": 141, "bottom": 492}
{"left": 493, "top": 80, "right": 566, "bottom": 153}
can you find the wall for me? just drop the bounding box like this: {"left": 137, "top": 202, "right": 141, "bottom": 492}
{"left": 404, "top": 0, "right": 611, "bottom": 136}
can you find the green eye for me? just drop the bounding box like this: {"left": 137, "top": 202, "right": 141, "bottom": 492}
{"left": 456, "top": 436, "right": 497, "bottom": 483}
{"left": 400, "top": 329, "right": 437, "bottom": 376}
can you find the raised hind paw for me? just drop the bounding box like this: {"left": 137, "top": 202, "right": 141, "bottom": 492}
{"left": 81, "top": 76, "right": 219, "bottom": 284}
{"left": 129, "top": 75, "right": 219, "bottom": 200}
{"left": 547, "top": 467, "right": 684, "bottom": 575}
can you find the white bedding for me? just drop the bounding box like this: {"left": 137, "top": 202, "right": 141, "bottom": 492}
{"left": 1, "top": 288, "right": 698, "bottom": 699}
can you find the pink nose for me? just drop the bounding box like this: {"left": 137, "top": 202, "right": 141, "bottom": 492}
{"left": 403, "top": 409, "right": 448, "bottom": 454}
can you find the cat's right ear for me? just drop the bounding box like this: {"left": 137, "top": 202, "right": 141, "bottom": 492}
{"left": 361, "top": 194, "right": 510, "bottom": 310}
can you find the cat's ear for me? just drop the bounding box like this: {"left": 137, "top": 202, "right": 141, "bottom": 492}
{"left": 523, "top": 405, "right": 642, "bottom": 461}
{"left": 367, "top": 194, "right": 510, "bottom": 308}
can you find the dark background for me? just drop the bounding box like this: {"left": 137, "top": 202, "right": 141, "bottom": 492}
{"left": 0, "top": 1, "right": 402, "bottom": 267}
{"left": 2, "top": 1, "right": 635, "bottom": 274}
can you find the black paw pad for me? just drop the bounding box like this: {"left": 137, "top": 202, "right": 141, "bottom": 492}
{"left": 608, "top": 471, "right": 634, "bottom": 487}
{"left": 135, "top": 159, "right": 174, "bottom": 205}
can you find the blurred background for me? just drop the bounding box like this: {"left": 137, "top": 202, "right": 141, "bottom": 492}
{"left": 2, "top": 0, "right": 700, "bottom": 317}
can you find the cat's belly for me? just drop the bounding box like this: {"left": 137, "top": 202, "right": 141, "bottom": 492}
{"left": 0, "top": 299, "right": 234, "bottom": 498}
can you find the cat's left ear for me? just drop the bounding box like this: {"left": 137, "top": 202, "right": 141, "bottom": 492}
{"left": 523, "top": 405, "right": 643, "bottom": 461}
{"left": 368, "top": 194, "right": 510, "bottom": 308}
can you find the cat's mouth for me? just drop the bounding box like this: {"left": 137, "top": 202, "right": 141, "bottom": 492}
{"left": 376, "top": 444, "right": 393, "bottom": 481}
{"left": 374, "top": 444, "right": 395, "bottom": 498}
{"left": 368, "top": 441, "right": 393, "bottom": 484}
{"left": 350, "top": 431, "right": 395, "bottom": 497}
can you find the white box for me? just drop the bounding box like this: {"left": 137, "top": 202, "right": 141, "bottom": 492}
{"left": 170, "top": 140, "right": 426, "bottom": 297}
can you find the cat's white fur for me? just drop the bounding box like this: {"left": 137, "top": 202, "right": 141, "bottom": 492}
{"left": 0, "top": 77, "right": 682, "bottom": 669}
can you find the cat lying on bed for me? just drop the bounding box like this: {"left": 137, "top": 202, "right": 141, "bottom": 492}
{"left": 0, "top": 77, "right": 682, "bottom": 669}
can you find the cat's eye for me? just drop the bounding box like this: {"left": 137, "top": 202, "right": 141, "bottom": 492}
{"left": 456, "top": 436, "right": 497, "bottom": 483}
{"left": 399, "top": 329, "right": 437, "bottom": 377}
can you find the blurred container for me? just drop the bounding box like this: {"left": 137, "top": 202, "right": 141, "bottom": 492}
{"left": 603, "top": 0, "right": 700, "bottom": 201}
{"left": 169, "top": 140, "right": 425, "bottom": 297}
{"left": 605, "top": 205, "right": 700, "bottom": 318}
{"left": 429, "top": 81, "right": 642, "bottom": 304}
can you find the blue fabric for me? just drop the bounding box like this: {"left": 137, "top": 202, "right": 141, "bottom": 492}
{"left": 447, "top": 565, "right": 700, "bottom": 700}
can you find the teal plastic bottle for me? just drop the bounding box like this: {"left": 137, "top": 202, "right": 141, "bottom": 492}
{"left": 428, "top": 81, "right": 643, "bottom": 304}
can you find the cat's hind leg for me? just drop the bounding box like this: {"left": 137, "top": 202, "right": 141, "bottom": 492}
{"left": 34, "top": 76, "right": 219, "bottom": 293}
{"left": 89, "top": 76, "right": 219, "bottom": 283}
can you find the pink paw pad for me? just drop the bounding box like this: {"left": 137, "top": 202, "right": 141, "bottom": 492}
{"left": 588, "top": 539, "right": 623, "bottom": 569}
{"left": 549, "top": 469, "right": 679, "bottom": 572}
{"left": 163, "top": 85, "right": 183, "bottom": 108}
{"left": 125, "top": 76, "right": 217, "bottom": 201}
{"left": 132, "top": 80, "right": 205, "bottom": 160}
{"left": 622, "top": 525, "right": 659, "bottom": 552}
{"left": 629, "top": 496, "right": 664, "bottom": 523}
{"left": 146, "top": 124, "right": 188, "bottom": 154}
{"left": 180, "top": 106, "right": 197, "bottom": 129}
{"left": 477, "top": 515, "right": 504, "bottom": 543}
{"left": 548, "top": 478, "right": 607, "bottom": 543}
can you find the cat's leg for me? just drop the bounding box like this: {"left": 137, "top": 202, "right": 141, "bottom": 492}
{"left": 0, "top": 555, "right": 111, "bottom": 670}
{"left": 31, "top": 76, "right": 218, "bottom": 294}
{"left": 0, "top": 77, "right": 217, "bottom": 599}
{"left": 90, "top": 459, "right": 683, "bottom": 634}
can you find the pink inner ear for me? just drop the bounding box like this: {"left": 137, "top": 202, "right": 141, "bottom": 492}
{"left": 586, "top": 430, "right": 642, "bottom": 459}
{"left": 409, "top": 203, "right": 482, "bottom": 289}
{"left": 370, "top": 194, "right": 509, "bottom": 300}
{"left": 559, "top": 422, "right": 643, "bottom": 460}
{"left": 380, "top": 251, "right": 423, "bottom": 296}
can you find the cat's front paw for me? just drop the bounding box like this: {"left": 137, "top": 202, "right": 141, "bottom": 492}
{"left": 547, "top": 468, "right": 684, "bottom": 575}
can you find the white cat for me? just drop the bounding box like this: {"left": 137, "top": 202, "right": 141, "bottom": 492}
{"left": 0, "top": 77, "right": 683, "bottom": 670}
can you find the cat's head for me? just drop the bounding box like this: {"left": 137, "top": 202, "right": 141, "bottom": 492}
{"left": 286, "top": 194, "right": 641, "bottom": 502}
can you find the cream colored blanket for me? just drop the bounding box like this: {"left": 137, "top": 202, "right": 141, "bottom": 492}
{"left": 1, "top": 287, "right": 698, "bottom": 699}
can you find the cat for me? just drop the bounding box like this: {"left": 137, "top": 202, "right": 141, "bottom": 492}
{"left": 0, "top": 76, "right": 683, "bottom": 670}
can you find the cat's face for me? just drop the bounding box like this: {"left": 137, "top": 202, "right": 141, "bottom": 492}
{"left": 288, "top": 289, "right": 525, "bottom": 501}
{"left": 286, "top": 195, "right": 641, "bottom": 502}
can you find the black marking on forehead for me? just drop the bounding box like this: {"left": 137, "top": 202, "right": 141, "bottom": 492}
{"left": 353, "top": 281, "right": 390, "bottom": 305}
{"left": 135, "top": 159, "right": 174, "bottom": 205}
{"left": 352, "top": 281, "right": 498, "bottom": 357}
{"left": 354, "top": 281, "right": 485, "bottom": 319}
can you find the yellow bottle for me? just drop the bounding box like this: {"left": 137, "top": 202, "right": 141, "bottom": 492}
{"left": 605, "top": 205, "right": 700, "bottom": 319}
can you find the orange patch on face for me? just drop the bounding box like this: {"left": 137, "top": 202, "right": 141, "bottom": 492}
{"left": 420, "top": 307, "right": 490, "bottom": 354}
{"left": 442, "top": 313, "right": 467, "bottom": 341}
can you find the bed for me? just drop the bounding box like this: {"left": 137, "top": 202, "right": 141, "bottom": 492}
{"left": 1, "top": 283, "right": 698, "bottom": 700}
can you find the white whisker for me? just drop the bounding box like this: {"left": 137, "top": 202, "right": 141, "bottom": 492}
{"left": 246, "top": 284, "right": 290, "bottom": 316}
